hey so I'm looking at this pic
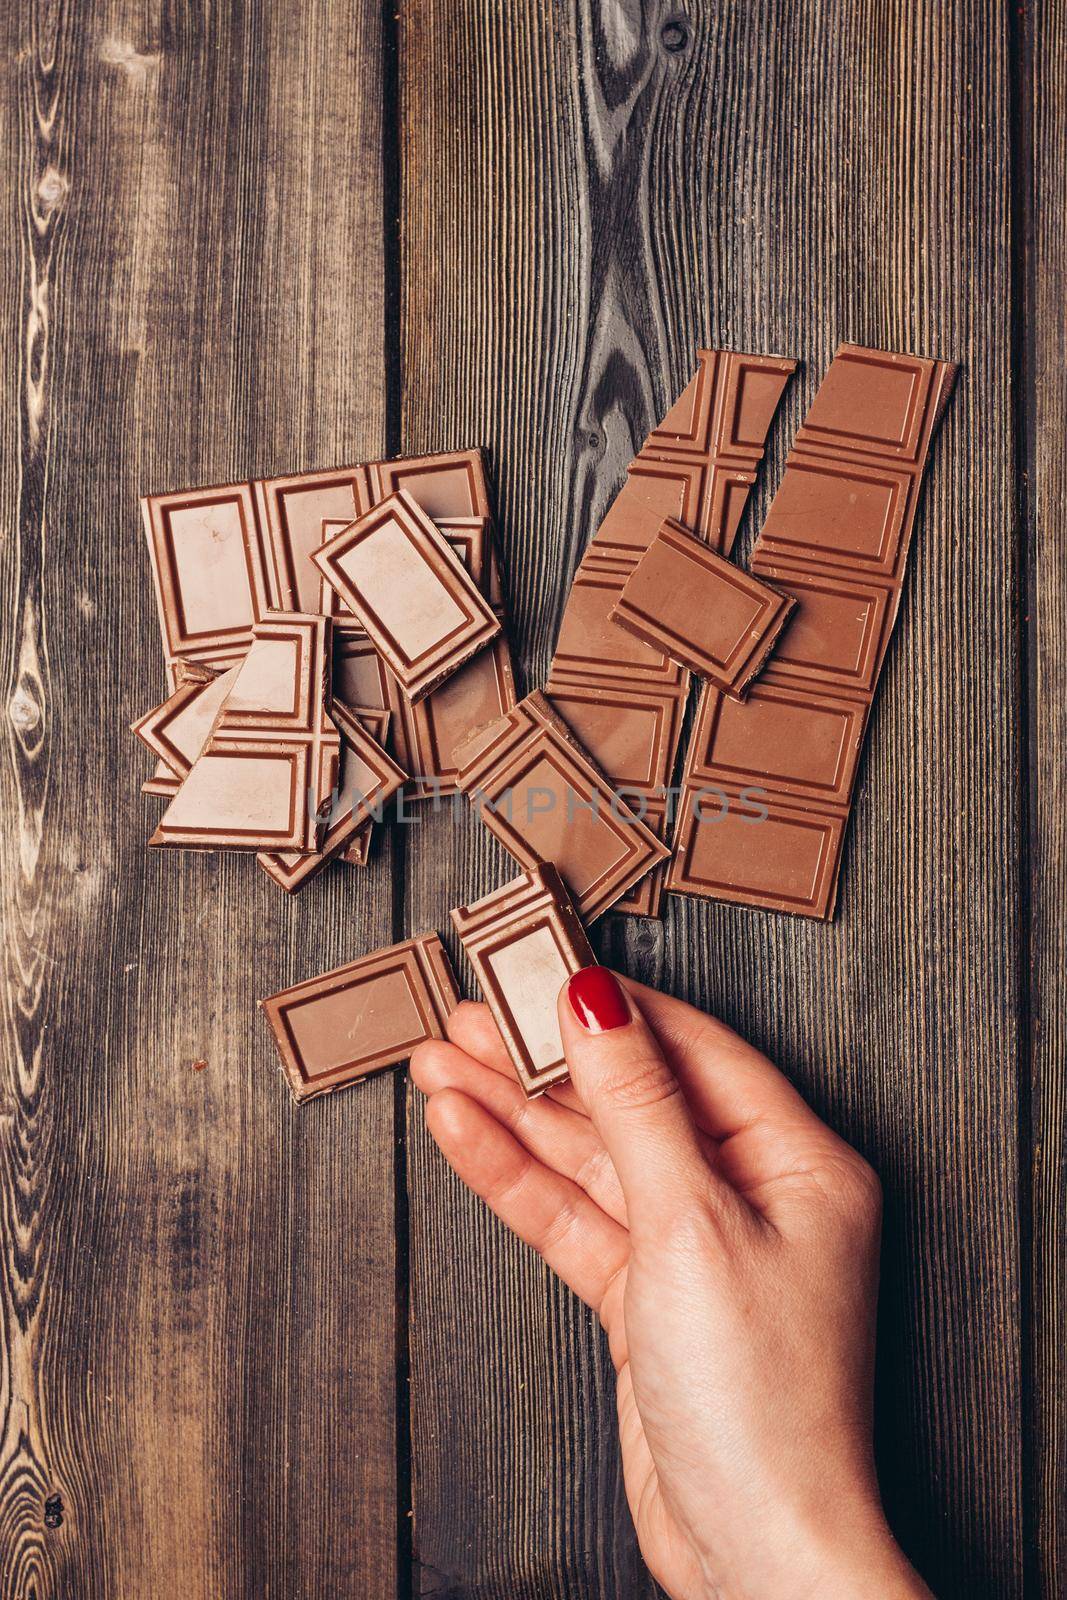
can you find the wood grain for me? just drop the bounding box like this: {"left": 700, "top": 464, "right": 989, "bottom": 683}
{"left": 1022, "top": 0, "right": 1067, "bottom": 1591}
{"left": 399, "top": 2, "right": 1027, "bottom": 1597}
{"left": 0, "top": 1, "right": 399, "bottom": 1594}
{"left": 0, "top": 1, "right": 1061, "bottom": 1597}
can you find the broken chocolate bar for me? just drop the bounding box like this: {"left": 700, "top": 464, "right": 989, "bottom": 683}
{"left": 150, "top": 612, "right": 339, "bottom": 854}
{"left": 668, "top": 343, "right": 958, "bottom": 918}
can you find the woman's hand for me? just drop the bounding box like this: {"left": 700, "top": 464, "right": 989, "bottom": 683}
{"left": 410, "top": 967, "right": 929, "bottom": 1600}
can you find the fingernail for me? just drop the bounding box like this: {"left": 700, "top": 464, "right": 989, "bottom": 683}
{"left": 567, "top": 966, "right": 630, "bottom": 1033}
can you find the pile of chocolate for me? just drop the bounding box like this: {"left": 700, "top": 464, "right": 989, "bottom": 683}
{"left": 135, "top": 343, "right": 954, "bottom": 1102}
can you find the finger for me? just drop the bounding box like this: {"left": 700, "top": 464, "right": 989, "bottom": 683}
{"left": 410, "top": 1039, "right": 627, "bottom": 1223}
{"left": 558, "top": 967, "right": 747, "bottom": 1235}
{"left": 423, "top": 1088, "right": 629, "bottom": 1310}
{"left": 618, "top": 978, "right": 866, "bottom": 1215}
{"left": 446, "top": 1000, "right": 587, "bottom": 1113}
{"left": 621, "top": 978, "right": 830, "bottom": 1142}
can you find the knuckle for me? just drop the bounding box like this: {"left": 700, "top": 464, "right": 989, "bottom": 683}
{"left": 835, "top": 1153, "right": 883, "bottom": 1224}
{"left": 598, "top": 1050, "right": 681, "bottom": 1113}
{"left": 536, "top": 1190, "right": 583, "bottom": 1255}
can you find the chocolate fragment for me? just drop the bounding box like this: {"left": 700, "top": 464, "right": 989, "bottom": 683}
{"left": 610, "top": 518, "right": 796, "bottom": 699}
{"left": 451, "top": 863, "right": 594, "bottom": 1096}
{"left": 257, "top": 700, "right": 406, "bottom": 892}
{"left": 453, "top": 690, "right": 669, "bottom": 921}
{"left": 546, "top": 350, "right": 796, "bottom": 917}
{"left": 668, "top": 344, "right": 957, "bottom": 918}
{"left": 312, "top": 493, "right": 500, "bottom": 703}
{"left": 260, "top": 933, "right": 459, "bottom": 1103}
{"left": 151, "top": 613, "right": 339, "bottom": 854}
{"left": 132, "top": 663, "right": 240, "bottom": 784}
{"left": 386, "top": 517, "right": 517, "bottom": 797}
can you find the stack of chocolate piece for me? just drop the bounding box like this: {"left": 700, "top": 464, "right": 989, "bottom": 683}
{"left": 134, "top": 451, "right": 516, "bottom": 888}
{"left": 134, "top": 343, "right": 954, "bottom": 1105}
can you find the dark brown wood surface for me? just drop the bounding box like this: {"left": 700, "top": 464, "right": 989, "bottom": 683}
{"left": 0, "top": 2, "right": 1060, "bottom": 1597}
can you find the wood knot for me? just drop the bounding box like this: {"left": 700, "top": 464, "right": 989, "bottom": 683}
{"left": 43, "top": 1492, "right": 63, "bottom": 1529}
{"left": 660, "top": 16, "right": 690, "bottom": 52}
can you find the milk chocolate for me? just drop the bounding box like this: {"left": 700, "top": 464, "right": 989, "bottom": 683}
{"left": 668, "top": 344, "right": 958, "bottom": 918}
{"left": 386, "top": 517, "right": 517, "bottom": 797}
{"left": 546, "top": 350, "right": 796, "bottom": 916}
{"left": 454, "top": 690, "right": 669, "bottom": 921}
{"left": 260, "top": 933, "right": 459, "bottom": 1102}
{"left": 369, "top": 448, "right": 492, "bottom": 521}
{"left": 254, "top": 466, "right": 374, "bottom": 614}
{"left": 312, "top": 493, "right": 500, "bottom": 702}
{"left": 451, "top": 863, "right": 594, "bottom": 1096}
{"left": 132, "top": 663, "right": 239, "bottom": 783}
{"left": 140, "top": 481, "right": 269, "bottom": 668}
{"left": 151, "top": 613, "right": 339, "bottom": 854}
{"left": 610, "top": 518, "right": 796, "bottom": 698}
{"left": 257, "top": 700, "right": 405, "bottom": 892}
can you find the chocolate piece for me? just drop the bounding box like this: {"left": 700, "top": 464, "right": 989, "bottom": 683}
{"left": 668, "top": 344, "right": 957, "bottom": 918}
{"left": 338, "top": 708, "right": 393, "bottom": 867}
{"left": 341, "top": 829, "right": 372, "bottom": 867}
{"left": 151, "top": 613, "right": 339, "bottom": 854}
{"left": 454, "top": 690, "right": 669, "bottom": 921}
{"left": 387, "top": 517, "right": 517, "bottom": 797}
{"left": 332, "top": 624, "right": 393, "bottom": 714}
{"left": 140, "top": 481, "right": 269, "bottom": 668}
{"left": 451, "top": 863, "right": 594, "bottom": 1096}
{"left": 610, "top": 518, "right": 796, "bottom": 698}
{"left": 546, "top": 350, "right": 796, "bottom": 917}
{"left": 260, "top": 933, "right": 459, "bottom": 1103}
{"left": 369, "top": 448, "right": 492, "bottom": 520}
{"left": 254, "top": 466, "right": 374, "bottom": 614}
{"left": 132, "top": 663, "right": 240, "bottom": 783}
{"left": 257, "top": 700, "right": 406, "bottom": 892}
{"left": 312, "top": 492, "right": 500, "bottom": 703}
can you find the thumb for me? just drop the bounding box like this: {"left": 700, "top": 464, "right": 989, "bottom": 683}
{"left": 558, "top": 966, "right": 740, "bottom": 1233}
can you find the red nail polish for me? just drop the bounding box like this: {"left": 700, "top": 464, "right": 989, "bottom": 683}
{"left": 567, "top": 966, "right": 630, "bottom": 1033}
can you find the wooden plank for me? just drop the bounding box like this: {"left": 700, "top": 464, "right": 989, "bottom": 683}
{"left": 1023, "top": 1, "right": 1067, "bottom": 1592}
{"left": 399, "top": 2, "right": 1024, "bottom": 1597}
{"left": 0, "top": 2, "right": 398, "bottom": 1594}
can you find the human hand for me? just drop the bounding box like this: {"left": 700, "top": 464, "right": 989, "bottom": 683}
{"left": 410, "top": 967, "right": 931, "bottom": 1600}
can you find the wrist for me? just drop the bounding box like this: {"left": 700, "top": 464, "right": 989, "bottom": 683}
{"left": 772, "top": 1516, "right": 930, "bottom": 1600}
{"left": 693, "top": 1505, "right": 930, "bottom": 1600}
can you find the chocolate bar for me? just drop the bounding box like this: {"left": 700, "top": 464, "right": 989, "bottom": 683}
{"left": 150, "top": 613, "right": 339, "bottom": 854}
{"left": 260, "top": 933, "right": 459, "bottom": 1103}
{"left": 610, "top": 518, "right": 796, "bottom": 698}
{"left": 453, "top": 690, "right": 669, "bottom": 921}
{"left": 668, "top": 344, "right": 957, "bottom": 918}
{"left": 140, "top": 481, "right": 269, "bottom": 669}
{"left": 312, "top": 493, "right": 500, "bottom": 703}
{"left": 257, "top": 700, "right": 405, "bottom": 892}
{"left": 451, "top": 863, "right": 594, "bottom": 1097}
{"left": 546, "top": 350, "right": 796, "bottom": 916}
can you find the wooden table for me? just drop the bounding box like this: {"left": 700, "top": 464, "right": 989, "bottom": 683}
{"left": 1, "top": 3, "right": 1062, "bottom": 1595}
